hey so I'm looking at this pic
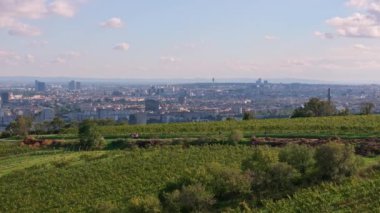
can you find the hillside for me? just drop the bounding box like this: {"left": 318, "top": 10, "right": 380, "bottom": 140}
{"left": 0, "top": 115, "right": 380, "bottom": 212}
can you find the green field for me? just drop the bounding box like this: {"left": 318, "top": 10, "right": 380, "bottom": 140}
{"left": 59, "top": 115, "right": 380, "bottom": 139}
{"left": 0, "top": 145, "right": 379, "bottom": 212}
{"left": 1, "top": 115, "right": 380, "bottom": 212}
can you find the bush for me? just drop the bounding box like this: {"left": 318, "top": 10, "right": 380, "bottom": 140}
{"left": 205, "top": 164, "right": 252, "bottom": 201}
{"left": 162, "top": 183, "right": 216, "bottom": 212}
{"left": 241, "top": 146, "right": 278, "bottom": 172}
{"left": 78, "top": 120, "right": 105, "bottom": 150}
{"left": 315, "top": 142, "right": 360, "bottom": 181}
{"left": 229, "top": 130, "right": 243, "bottom": 145}
{"left": 279, "top": 144, "right": 315, "bottom": 174}
{"left": 262, "top": 162, "right": 301, "bottom": 200}
{"left": 128, "top": 195, "right": 162, "bottom": 213}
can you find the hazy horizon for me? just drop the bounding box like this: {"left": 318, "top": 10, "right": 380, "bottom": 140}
{"left": 1, "top": 0, "right": 380, "bottom": 82}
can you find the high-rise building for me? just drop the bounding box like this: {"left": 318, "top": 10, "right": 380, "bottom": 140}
{"left": 145, "top": 99, "right": 160, "bottom": 113}
{"left": 0, "top": 92, "right": 10, "bottom": 105}
{"left": 328, "top": 88, "right": 332, "bottom": 103}
{"left": 68, "top": 80, "right": 81, "bottom": 90}
{"left": 35, "top": 80, "right": 47, "bottom": 92}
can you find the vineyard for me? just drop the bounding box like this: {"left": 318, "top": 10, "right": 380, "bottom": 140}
{"left": 0, "top": 143, "right": 379, "bottom": 212}
{"left": 59, "top": 115, "right": 380, "bottom": 139}
{"left": 0, "top": 115, "right": 380, "bottom": 212}
{"left": 0, "top": 146, "right": 257, "bottom": 212}
{"left": 263, "top": 173, "right": 380, "bottom": 212}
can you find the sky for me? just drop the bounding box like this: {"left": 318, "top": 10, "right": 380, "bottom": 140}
{"left": 1, "top": 0, "right": 380, "bottom": 82}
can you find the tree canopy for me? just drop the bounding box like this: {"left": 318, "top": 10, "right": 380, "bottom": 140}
{"left": 292, "top": 98, "right": 336, "bottom": 118}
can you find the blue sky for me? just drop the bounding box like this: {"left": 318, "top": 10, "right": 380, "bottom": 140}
{"left": 1, "top": 0, "right": 380, "bottom": 82}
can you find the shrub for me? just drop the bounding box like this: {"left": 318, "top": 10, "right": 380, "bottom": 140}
{"left": 229, "top": 130, "right": 243, "bottom": 145}
{"left": 262, "top": 162, "right": 301, "bottom": 200}
{"left": 78, "top": 120, "right": 105, "bottom": 150}
{"left": 206, "top": 164, "right": 252, "bottom": 201}
{"left": 241, "top": 146, "right": 278, "bottom": 172}
{"left": 315, "top": 142, "right": 360, "bottom": 181}
{"left": 162, "top": 183, "right": 216, "bottom": 212}
{"left": 279, "top": 144, "right": 315, "bottom": 175}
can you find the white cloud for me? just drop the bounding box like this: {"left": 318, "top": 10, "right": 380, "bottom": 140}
{"left": 0, "top": 0, "right": 84, "bottom": 37}
{"left": 327, "top": 0, "right": 380, "bottom": 38}
{"left": 100, "top": 17, "right": 124, "bottom": 28}
{"left": 346, "top": 0, "right": 370, "bottom": 9}
{"left": 314, "top": 31, "right": 335, "bottom": 39}
{"left": 49, "top": 0, "right": 76, "bottom": 17}
{"left": 114, "top": 43, "right": 130, "bottom": 51}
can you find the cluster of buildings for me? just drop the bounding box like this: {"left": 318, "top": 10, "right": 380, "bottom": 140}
{"left": 0, "top": 79, "right": 380, "bottom": 131}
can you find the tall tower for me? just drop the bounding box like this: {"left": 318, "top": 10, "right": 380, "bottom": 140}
{"left": 328, "top": 88, "right": 331, "bottom": 103}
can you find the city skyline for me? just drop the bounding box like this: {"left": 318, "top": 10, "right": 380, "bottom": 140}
{"left": 1, "top": 0, "right": 380, "bottom": 82}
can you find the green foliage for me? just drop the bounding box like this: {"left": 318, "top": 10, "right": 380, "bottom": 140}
{"left": 291, "top": 98, "right": 336, "bottom": 118}
{"left": 279, "top": 144, "right": 315, "bottom": 174}
{"left": 229, "top": 130, "right": 243, "bottom": 145}
{"left": 128, "top": 195, "right": 162, "bottom": 213}
{"left": 243, "top": 111, "right": 255, "bottom": 120}
{"left": 261, "top": 162, "right": 301, "bottom": 200}
{"left": 50, "top": 117, "right": 65, "bottom": 133}
{"left": 206, "top": 165, "right": 252, "bottom": 201}
{"left": 6, "top": 116, "right": 33, "bottom": 137}
{"left": 315, "top": 142, "right": 361, "bottom": 181}
{"left": 241, "top": 146, "right": 278, "bottom": 172}
{"left": 262, "top": 173, "right": 380, "bottom": 212}
{"left": 62, "top": 115, "right": 380, "bottom": 140}
{"left": 78, "top": 120, "right": 105, "bottom": 150}
{"left": 162, "top": 183, "right": 216, "bottom": 212}
{"left": 0, "top": 146, "right": 255, "bottom": 212}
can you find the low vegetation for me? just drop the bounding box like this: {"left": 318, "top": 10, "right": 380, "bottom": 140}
{"left": 0, "top": 115, "right": 380, "bottom": 212}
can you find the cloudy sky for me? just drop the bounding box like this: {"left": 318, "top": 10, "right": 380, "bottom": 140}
{"left": 1, "top": 0, "right": 380, "bottom": 82}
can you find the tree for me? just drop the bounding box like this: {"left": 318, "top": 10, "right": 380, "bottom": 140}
{"left": 291, "top": 98, "right": 336, "bottom": 118}
{"left": 279, "top": 144, "right": 315, "bottom": 175}
{"left": 315, "top": 142, "right": 360, "bottom": 181}
{"left": 6, "top": 116, "right": 32, "bottom": 137}
{"left": 360, "top": 102, "right": 375, "bottom": 115}
{"left": 50, "top": 117, "right": 65, "bottom": 133}
{"left": 243, "top": 111, "right": 255, "bottom": 120}
{"left": 78, "top": 120, "right": 105, "bottom": 150}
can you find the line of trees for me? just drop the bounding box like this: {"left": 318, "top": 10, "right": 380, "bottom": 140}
{"left": 292, "top": 98, "right": 376, "bottom": 118}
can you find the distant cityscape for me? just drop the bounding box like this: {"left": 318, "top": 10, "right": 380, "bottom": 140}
{"left": 0, "top": 78, "right": 379, "bottom": 131}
